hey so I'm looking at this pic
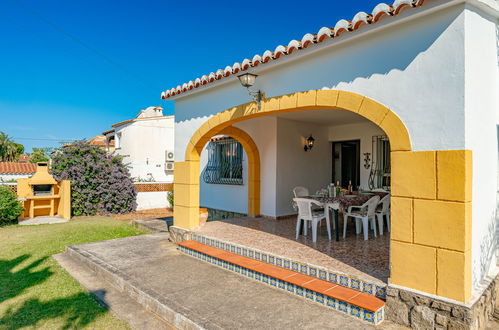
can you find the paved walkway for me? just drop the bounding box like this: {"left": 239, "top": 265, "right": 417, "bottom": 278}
{"left": 60, "top": 233, "right": 404, "bottom": 329}
{"left": 19, "top": 216, "right": 68, "bottom": 225}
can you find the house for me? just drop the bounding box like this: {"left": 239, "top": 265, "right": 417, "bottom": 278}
{"left": 162, "top": 0, "right": 499, "bottom": 327}
{"left": 87, "top": 135, "right": 115, "bottom": 151}
{"left": 103, "top": 106, "right": 174, "bottom": 183}
{"left": 0, "top": 162, "right": 36, "bottom": 182}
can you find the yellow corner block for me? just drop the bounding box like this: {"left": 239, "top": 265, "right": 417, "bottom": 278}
{"left": 296, "top": 90, "right": 317, "bottom": 108}
{"left": 174, "top": 205, "right": 200, "bottom": 229}
{"left": 380, "top": 111, "right": 411, "bottom": 152}
{"left": 437, "top": 150, "right": 472, "bottom": 202}
{"left": 174, "top": 161, "right": 200, "bottom": 185}
{"left": 437, "top": 249, "right": 471, "bottom": 302}
{"left": 390, "top": 241, "right": 437, "bottom": 294}
{"left": 390, "top": 197, "right": 413, "bottom": 243}
{"left": 316, "top": 90, "right": 339, "bottom": 107}
{"left": 279, "top": 93, "right": 298, "bottom": 110}
{"left": 413, "top": 199, "right": 471, "bottom": 252}
{"left": 391, "top": 151, "right": 436, "bottom": 199}
{"left": 173, "top": 183, "right": 199, "bottom": 208}
{"left": 336, "top": 91, "right": 364, "bottom": 112}
{"left": 358, "top": 97, "right": 388, "bottom": 126}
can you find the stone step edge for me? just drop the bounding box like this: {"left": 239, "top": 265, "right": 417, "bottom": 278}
{"left": 64, "top": 245, "right": 206, "bottom": 330}
{"left": 178, "top": 240, "right": 385, "bottom": 325}
{"left": 190, "top": 232, "right": 387, "bottom": 299}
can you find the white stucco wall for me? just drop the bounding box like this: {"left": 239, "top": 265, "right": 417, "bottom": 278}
{"left": 136, "top": 191, "right": 171, "bottom": 210}
{"left": 463, "top": 5, "right": 499, "bottom": 289}
{"left": 115, "top": 116, "right": 174, "bottom": 183}
{"left": 0, "top": 174, "right": 31, "bottom": 182}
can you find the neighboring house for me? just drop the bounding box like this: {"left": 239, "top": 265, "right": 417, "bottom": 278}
{"left": 88, "top": 135, "right": 115, "bottom": 151}
{"left": 103, "top": 106, "right": 174, "bottom": 183}
{"left": 0, "top": 162, "right": 36, "bottom": 182}
{"left": 162, "top": 0, "right": 499, "bottom": 327}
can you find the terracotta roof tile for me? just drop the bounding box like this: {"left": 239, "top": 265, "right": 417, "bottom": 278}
{"left": 161, "top": 0, "right": 424, "bottom": 99}
{"left": 0, "top": 162, "right": 36, "bottom": 174}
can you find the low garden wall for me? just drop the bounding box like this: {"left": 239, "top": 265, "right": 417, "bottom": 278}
{"left": 134, "top": 182, "right": 172, "bottom": 210}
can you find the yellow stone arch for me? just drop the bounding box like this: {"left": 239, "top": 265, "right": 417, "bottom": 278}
{"left": 175, "top": 89, "right": 471, "bottom": 302}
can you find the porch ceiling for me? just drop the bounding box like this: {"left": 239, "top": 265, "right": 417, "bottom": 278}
{"left": 271, "top": 108, "right": 370, "bottom": 126}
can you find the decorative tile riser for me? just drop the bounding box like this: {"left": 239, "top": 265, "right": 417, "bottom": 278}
{"left": 178, "top": 245, "right": 384, "bottom": 325}
{"left": 191, "top": 233, "right": 386, "bottom": 300}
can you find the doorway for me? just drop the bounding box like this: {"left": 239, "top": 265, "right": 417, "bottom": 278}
{"left": 332, "top": 140, "right": 360, "bottom": 188}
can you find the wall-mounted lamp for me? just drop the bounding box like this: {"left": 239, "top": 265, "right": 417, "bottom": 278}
{"left": 237, "top": 73, "right": 264, "bottom": 108}
{"left": 304, "top": 135, "right": 315, "bottom": 152}
{"left": 363, "top": 152, "right": 371, "bottom": 169}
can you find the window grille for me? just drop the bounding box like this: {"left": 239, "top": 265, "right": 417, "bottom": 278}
{"left": 203, "top": 138, "right": 243, "bottom": 185}
{"left": 369, "top": 135, "right": 391, "bottom": 190}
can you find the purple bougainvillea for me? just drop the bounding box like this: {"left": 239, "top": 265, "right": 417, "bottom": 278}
{"left": 51, "top": 141, "right": 137, "bottom": 216}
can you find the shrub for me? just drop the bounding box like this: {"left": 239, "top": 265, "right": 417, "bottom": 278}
{"left": 51, "top": 141, "right": 137, "bottom": 216}
{"left": 167, "top": 189, "right": 174, "bottom": 208}
{"left": 0, "top": 185, "right": 23, "bottom": 225}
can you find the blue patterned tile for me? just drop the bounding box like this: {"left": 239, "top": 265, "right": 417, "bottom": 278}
{"left": 268, "top": 256, "right": 275, "bottom": 265}
{"left": 339, "top": 275, "right": 349, "bottom": 287}
{"left": 228, "top": 261, "right": 234, "bottom": 271}
{"left": 315, "top": 293, "right": 325, "bottom": 304}
{"left": 261, "top": 254, "right": 268, "bottom": 263}
{"left": 223, "top": 261, "right": 229, "bottom": 269}
{"left": 309, "top": 267, "right": 317, "bottom": 277}
{"left": 217, "top": 258, "right": 223, "bottom": 266}
{"left": 278, "top": 279, "right": 285, "bottom": 289}
{"left": 241, "top": 267, "right": 247, "bottom": 276}
{"left": 286, "top": 282, "right": 295, "bottom": 293}
{"left": 364, "top": 311, "right": 375, "bottom": 323}
{"left": 350, "top": 305, "right": 361, "bottom": 318}
{"left": 276, "top": 258, "right": 283, "bottom": 267}
{"left": 376, "top": 309, "right": 384, "bottom": 323}
{"left": 375, "top": 286, "right": 386, "bottom": 299}
{"left": 262, "top": 274, "right": 269, "bottom": 284}
{"left": 292, "top": 262, "right": 299, "bottom": 272}
{"left": 283, "top": 260, "right": 290, "bottom": 269}
{"left": 296, "top": 286, "right": 304, "bottom": 296}
{"left": 305, "top": 289, "right": 314, "bottom": 300}
{"left": 230, "top": 245, "right": 236, "bottom": 253}
{"left": 363, "top": 283, "right": 373, "bottom": 295}
{"left": 300, "top": 264, "right": 308, "bottom": 274}
{"left": 247, "top": 269, "right": 255, "bottom": 278}
{"left": 351, "top": 278, "right": 361, "bottom": 291}
{"left": 201, "top": 236, "right": 205, "bottom": 244}
{"left": 319, "top": 269, "right": 327, "bottom": 280}
{"left": 255, "top": 272, "right": 261, "bottom": 281}
{"left": 329, "top": 273, "right": 338, "bottom": 283}
{"left": 236, "top": 247, "right": 242, "bottom": 255}
{"left": 270, "top": 277, "right": 277, "bottom": 287}
{"left": 242, "top": 248, "right": 248, "bottom": 256}
{"left": 338, "top": 301, "right": 349, "bottom": 313}
{"left": 235, "top": 265, "right": 241, "bottom": 273}
{"left": 248, "top": 250, "right": 254, "bottom": 258}
{"left": 255, "top": 252, "right": 261, "bottom": 260}
{"left": 326, "top": 297, "right": 336, "bottom": 308}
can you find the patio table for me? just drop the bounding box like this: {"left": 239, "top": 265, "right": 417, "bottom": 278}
{"left": 303, "top": 192, "right": 388, "bottom": 242}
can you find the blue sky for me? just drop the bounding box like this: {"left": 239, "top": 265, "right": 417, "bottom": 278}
{"left": 0, "top": 0, "right": 381, "bottom": 152}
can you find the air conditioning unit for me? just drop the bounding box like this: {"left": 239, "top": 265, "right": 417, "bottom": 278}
{"left": 166, "top": 150, "right": 174, "bottom": 162}
{"left": 165, "top": 161, "right": 174, "bottom": 172}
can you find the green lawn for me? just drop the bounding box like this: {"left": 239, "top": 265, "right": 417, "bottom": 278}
{"left": 0, "top": 217, "right": 145, "bottom": 329}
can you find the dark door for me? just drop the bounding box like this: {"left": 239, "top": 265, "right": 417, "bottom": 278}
{"left": 332, "top": 140, "right": 360, "bottom": 188}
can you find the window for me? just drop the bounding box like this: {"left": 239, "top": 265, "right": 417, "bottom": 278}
{"left": 203, "top": 137, "right": 243, "bottom": 185}
{"left": 369, "top": 135, "right": 391, "bottom": 189}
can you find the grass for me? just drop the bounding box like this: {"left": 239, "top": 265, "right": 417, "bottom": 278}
{"left": 0, "top": 217, "right": 145, "bottom": 329}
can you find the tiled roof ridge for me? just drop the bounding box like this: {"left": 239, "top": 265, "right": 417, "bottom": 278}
{"left": 0, "top": 162, "right": 37, "bottom": 174}
{"left": 161, "top": 0, "right": 425, "bottom": 100}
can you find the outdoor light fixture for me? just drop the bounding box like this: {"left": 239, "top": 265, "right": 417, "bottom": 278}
{"left": 304, "top": 135, "right": 315, "bottom": 151}
{"left": 237, "top": 73, "right": 264, "bottom": 108}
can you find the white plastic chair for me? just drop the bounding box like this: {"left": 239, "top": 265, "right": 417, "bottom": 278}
{"left": 293, "top": 186, "right": 309, "bottom": 198}
{"left": 376, "top": 194, "right": 391, "bottom": 235}
{"left": 343, "top": 195, "right": 380, "bottom": 240}
{"left": 293, "top": 198, "right": 331, "bottom": 242}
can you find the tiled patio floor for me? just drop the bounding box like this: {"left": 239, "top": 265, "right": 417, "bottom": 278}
{"left": 193, "top": 216, "right": 390, "bottom": 285}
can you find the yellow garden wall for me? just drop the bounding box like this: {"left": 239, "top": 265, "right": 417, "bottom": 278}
{"left": 173, "top": 90, "right": 473, "bottom": 302}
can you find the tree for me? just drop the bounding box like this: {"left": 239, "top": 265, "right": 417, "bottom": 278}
{"left": 50, "top": 141, "right": 137, "bottom": 216}
{"left": 0, "top": 131, "right": 24, "bottom": 162}
{"left": 29, "top": 148, "right": 53, "bottom": 163}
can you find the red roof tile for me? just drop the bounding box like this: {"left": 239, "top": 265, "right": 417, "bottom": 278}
{"left": 0, "top": 162, "right": 36, "bottom": 174}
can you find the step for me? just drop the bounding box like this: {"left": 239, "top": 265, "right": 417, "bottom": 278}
{"left": 178, "top": 240, "right": 385, "bottom": 325}
{"left": 189, "top": 233, "right": 387, "bottom": 300}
